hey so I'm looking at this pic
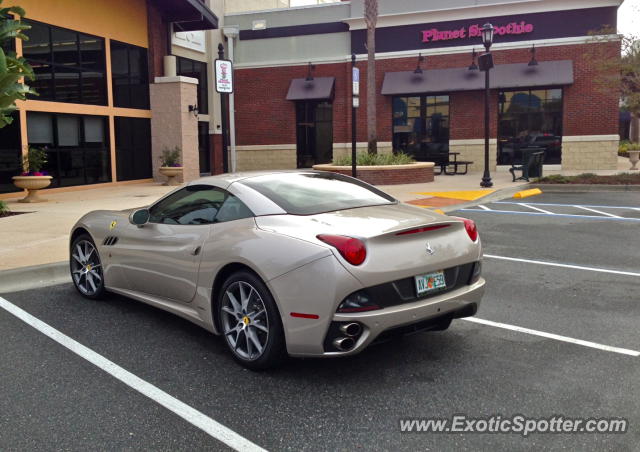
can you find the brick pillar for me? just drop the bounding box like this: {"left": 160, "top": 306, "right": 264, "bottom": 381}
{"left": 150, "top": 76, "right": 199, "bottom": 183}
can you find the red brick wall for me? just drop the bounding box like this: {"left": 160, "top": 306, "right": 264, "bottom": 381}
{"left": 322, "top": 165, "right": 434, "bottom": 185}
{"left": 211, "top": 133, "right": 224, "bottom": 175}
{"left": 233, "top": 40, "right": 620, "bottom": 146}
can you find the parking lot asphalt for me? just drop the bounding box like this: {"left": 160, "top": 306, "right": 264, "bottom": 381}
{"left": 1, "top": 190, "right": 639, "bottom": 451}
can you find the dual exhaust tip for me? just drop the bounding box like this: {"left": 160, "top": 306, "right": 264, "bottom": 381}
{"left": 332, "top": 322, "right": 362, "bottom": 351}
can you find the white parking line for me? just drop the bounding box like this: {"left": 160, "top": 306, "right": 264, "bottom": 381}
{"left": 462, "top": 317, "right": 640, "bottom": 356}
{"left": 0, "top": 296, "right": 267, "bottom": 452}
{"left": 495, "top": 201, "right": 640, "bottom": 210}
{"left": 458, "top": 209, "right": 640, "bottom": 222}
{"left": 484, "top": 254, "right": 640, "bottom": 277}
{"left": 573, "top": 205, "right": 621, "bottom": 218}
{"left": 519, "top": 203, "right": 555, "bottom": 215}
{"left": 477, "top": 204, "right": 491, "bottom": 211}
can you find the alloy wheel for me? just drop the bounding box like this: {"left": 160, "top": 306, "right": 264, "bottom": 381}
{"left": 71, "top": 239, "right": 103, "bottom": 296}
{"left": 221, "top": 281, "right": 269, "bottom": 361}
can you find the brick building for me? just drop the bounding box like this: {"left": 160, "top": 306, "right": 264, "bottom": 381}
{"left": 0, "top": 0, "right": 223, "bottom": 196}
{"left": 224, "top": 0, "right": 623, "bottom": 172}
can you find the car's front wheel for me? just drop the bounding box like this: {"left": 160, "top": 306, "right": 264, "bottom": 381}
{"left": 218, "top": 271, "right": 285, "bottom": 370}
{"left": 70, "top": 233, "right": 105, "bottom": 299}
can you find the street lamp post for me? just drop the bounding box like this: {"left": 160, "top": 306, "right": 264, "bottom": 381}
{"left": 479, "top": 23, "right": 494, "bottom": 188}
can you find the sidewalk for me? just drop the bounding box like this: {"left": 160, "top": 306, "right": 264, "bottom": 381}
{"left": 0, "top": 158, "right": 630, "bottom": 272}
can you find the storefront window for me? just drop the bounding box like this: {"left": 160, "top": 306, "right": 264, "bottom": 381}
{"left": 392, "top": 95, "right": 449, "bottom": 160}
{"left": 498, "top": 88, "right": 563, "bottom": 165}
{"left": 23, "top": 21, "right": 106, "bottom": 105}
{"left": 115, "top": 117, "right": 152, "bottom": 181}
{"left": 176, "top": 57, "right": 208, "bottom": 115}
{"left": 26, "top": 112, "right": 111, "bottom": 187}
{"left": 111, "top": 41, "right": 150, "bottom": 109}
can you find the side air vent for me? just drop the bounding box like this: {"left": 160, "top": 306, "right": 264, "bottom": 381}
{"left": 102, "top": 236, "right": 119, "bottom": 246}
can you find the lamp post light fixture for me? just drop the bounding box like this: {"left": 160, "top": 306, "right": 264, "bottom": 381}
{"left": 305, "top": 62, "right": 316, "bottom": 81}
{"left": 479, "top": 23, "right": 494, "bottom": 188}
{"left": 528, "top": 44, "right": 538, "bottom": 66}
{"left": 468, "top": 48, "right": 478, "bottom": 71}
{"left": 414, "top": 53, "right": 425, "bottom": 74}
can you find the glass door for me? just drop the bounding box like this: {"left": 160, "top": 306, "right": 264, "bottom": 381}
{"left": 295, "top": 100, "right": 333, "bottom": 168}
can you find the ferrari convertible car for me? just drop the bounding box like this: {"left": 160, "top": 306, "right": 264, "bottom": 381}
{"left": 70, "top": 171, "right": 484, "bottom": 369}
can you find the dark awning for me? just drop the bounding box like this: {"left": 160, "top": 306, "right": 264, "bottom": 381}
{"left": 381, "top": 60, "right": 573, "bottom": 95}
{"left": 152, "top": 0, "right": 219, "bottom": 31}
{"left": 286, "top": 77, "right": 335, "bottom": 101}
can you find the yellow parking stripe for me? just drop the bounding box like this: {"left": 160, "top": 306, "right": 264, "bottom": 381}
{"left": 414, "top": 190, "right": 495, "bottom": 201}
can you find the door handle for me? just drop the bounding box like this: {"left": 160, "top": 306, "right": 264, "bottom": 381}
{"left": 192, "top": 246, "right": 201, "bottom": 256}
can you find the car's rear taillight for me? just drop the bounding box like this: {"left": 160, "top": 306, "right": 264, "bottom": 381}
{"left": 452, "top": 217, "right": 478, "bottom": 242}
{"left": 317, "top": 234, "right": 367, "bottom": 266}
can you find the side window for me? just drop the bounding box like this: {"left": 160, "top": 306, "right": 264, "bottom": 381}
{"left": 215, "top": 195, "right": 254, "bottom": 223}
{"left": 149, "top": 185, "right": 226, "bottom": 225}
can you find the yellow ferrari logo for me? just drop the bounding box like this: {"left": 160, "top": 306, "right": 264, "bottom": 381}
{"left": 242, "top": 316, "right": 250, "bottom": 326}
{"left": 109, "top": 220, "right": 117, "bottom": 230}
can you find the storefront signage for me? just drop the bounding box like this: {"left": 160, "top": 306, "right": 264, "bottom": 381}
{"left": 215, "top": 59, "right": 233, "bottom": 93}
{"left": 172, "top": 30, "right": 206, "bottom": 53}
{"left": 422, "top": 21, "right": 534, "bottom": 43}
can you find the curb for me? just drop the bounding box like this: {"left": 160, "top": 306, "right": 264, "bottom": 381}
{"left": 529, "top": 184, "right": 640, "bottom": 192}
{"left": 0, "top": 261, "right": 70, "bottom": 294}
{"left": 439, "top": 183, "right": 530, "bottom": 212}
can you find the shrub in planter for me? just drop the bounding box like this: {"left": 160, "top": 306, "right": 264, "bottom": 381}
{"left": 159, "top": 147, "right": 183, "bottom": 186}
{"left": 12, "top": 146, "right": 52, "bottom": 202}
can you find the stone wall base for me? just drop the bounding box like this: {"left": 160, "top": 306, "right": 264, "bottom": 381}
{"left": 332, "top": 142, "right": 393, "bottom": 160}
{"left": 236, "top": 146, "right": 296, "bottom": 171}
{"left": 561, "top": 136, "right": 619, "bottom": 171}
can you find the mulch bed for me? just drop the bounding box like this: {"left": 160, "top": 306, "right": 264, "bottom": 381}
{"left": 0, "top": 211, "right": 29, "bottom": 218}
{"left": 536, "top": 173, "right": 640, "bottom": 185}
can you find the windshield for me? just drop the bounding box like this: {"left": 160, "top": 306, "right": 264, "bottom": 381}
{"left": 240, "top": 172, "right": 396, "bottom": 215}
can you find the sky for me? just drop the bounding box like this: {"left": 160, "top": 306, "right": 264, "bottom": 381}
{"left": 618, "top": 0, "right": 640, "bottom": 36}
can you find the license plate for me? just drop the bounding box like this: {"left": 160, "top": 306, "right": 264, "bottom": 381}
{"left": 415, "top": 271, "right": 446, "bottom": 295}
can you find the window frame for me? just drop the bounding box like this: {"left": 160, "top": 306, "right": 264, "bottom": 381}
{"left": 176, "top": 56, "right": 209, "bottom": 115}
{"left": 110, "top": 39, "right": 150, "bottom": 110}
{"left": 23, "top": 19, "right": 107, "bottom": 105}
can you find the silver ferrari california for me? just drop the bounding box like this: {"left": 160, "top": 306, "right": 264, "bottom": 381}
{"left": 69, "top": 171, "right": 485, "bottom": 369}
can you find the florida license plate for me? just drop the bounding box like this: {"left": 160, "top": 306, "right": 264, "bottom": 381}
{"left": 415, "top": 271, "right": 446, "bottom": 295}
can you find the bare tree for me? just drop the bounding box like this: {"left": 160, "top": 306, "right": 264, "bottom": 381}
{"left": 364, "top": 0, "right": 378, "bottom": 154}
{"left": 588, "top": 26, "right": 640, "bottom": 142}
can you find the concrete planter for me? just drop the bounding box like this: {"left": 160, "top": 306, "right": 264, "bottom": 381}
{"left": 12, "top": 176, "right": 53, "bottom": 203}
{"left": 159, "top": 166, "right": 183, "bottom": 186}
{"left": 312, "top": 162, "right": 435, "bottom": 185}
{"left": 628, "top": 150, "right": 639, "bottom": 170}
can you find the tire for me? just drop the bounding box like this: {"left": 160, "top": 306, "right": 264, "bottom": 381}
{"left": 70, "top": 233, "right": 105, "bottom": 300}
{"left": 217, "top": 270, "right": 286, "bottom": 370}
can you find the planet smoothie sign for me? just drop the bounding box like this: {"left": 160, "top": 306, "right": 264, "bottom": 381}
{"left": 421, "top": 21, "right": 534, "bottom": 43}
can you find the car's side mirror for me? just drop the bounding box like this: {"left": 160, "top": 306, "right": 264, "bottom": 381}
{"left": 130, "top": 208, "right": 150, "bottom": 227}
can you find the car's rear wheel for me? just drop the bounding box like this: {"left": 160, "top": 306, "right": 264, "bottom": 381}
{"left": 70, "top": 234, "right": 105, "bottom": 299}
{"left": 218, "top": 271, "right": 285, "bottom": 370}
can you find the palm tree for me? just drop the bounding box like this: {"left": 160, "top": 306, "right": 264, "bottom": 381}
{"left": 0, "top": 0, "right": 35, "bottom": 128}
{"left": 364, "top": 0, "right": 378, "bottom": 154}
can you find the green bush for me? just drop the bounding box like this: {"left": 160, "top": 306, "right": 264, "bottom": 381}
{"left": 333, "top": 152, "right": 415, "bottom": 166}
{"left": 619, "top": 141, "right": 640, "bottom": 157}
{"left": 0, "top": 0, "right": 37, "bottom": 128}
{"left": 0, "top": 200, "right": 8, "bottom": 215}
{"left": 159, "top": 147, "right": 181, "bottom": 167}
{"left": 22, "top": 146, "right": 47, "bottom": 172}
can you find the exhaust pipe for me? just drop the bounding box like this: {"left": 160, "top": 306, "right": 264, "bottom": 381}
{"left": 339, "top": 322, "right": 362, "bottom": 337}
{"left": 333, "top": 337, "right": 356, "bottom": 351}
